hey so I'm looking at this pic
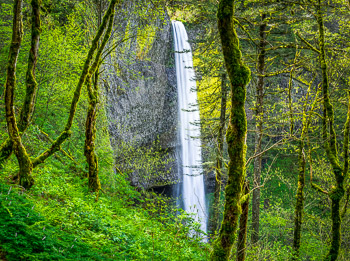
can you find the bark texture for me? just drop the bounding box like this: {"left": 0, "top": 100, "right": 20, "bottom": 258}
{"left": 236, "top": 182, "right": 250, "bottom": 261}
{"left": 85, "top": 74, "right": 101, "bottom": 193}
{"left": 251, "top": 13, "right": 266, "bottom": 245}
{"left": 0, "top": 0, "right": 41, "bottom": 168}
{"left": 210, "top": 0, "right": 250, "bottom": 259}
{"left": 211, "top": 73, "right": 228, "bottom": 236}
{"left": 4, "top": 0, "right": 35, "bottom": 188}
{"left": 84, "top": 6, "right": 116, "bottom": 194}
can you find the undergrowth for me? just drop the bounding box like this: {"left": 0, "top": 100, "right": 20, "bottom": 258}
{"left": 0, "top": 158, "right": 209, "bottom": 260}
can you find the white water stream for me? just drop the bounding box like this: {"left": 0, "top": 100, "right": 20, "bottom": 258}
{"left": 172, "top": 20, "right": 207, "bottom": 237}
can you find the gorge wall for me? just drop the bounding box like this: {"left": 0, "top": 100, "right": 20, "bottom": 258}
{"left": 104, "top": 5, "right": 179, "bottom": 189}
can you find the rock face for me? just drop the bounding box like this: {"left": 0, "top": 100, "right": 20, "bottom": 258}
{"left": 104, "top": 9, "right": 178, "bottom": 189}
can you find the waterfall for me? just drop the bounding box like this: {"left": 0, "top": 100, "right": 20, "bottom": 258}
{"left": 172, "top": 20, "right": 207, "bottom": 237}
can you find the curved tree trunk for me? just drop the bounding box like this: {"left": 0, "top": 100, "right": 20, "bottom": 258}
{"left": 84, "top": 5, "right": 116, "bottom": 194}
{"left": 210, "top": 0, "right": 251, "bottom": 259}
{"left": 0, "top": 0, "right": 41, "bottom": 169}
{"left": 4, "top": 0, "right": 35, "bottom": 188}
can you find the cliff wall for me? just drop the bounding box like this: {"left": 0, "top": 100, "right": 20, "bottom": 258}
{"left": 104, "top": 6, "right": 178, "bottom": 189}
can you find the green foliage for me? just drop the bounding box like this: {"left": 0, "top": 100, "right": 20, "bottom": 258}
{"left": 116, "top": 139, "right": 174, "bottom": 189}
{"left": 245, "top": 242, "right": 293, "bottom": 261}
{"left": 0, "top": 157, "right": 209, "bottom": 260}
{"left": 0, "top": 184, "right": 106, "bottom": 260}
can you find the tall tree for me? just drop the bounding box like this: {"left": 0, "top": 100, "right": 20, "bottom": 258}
{"left": 317, "top": 1, "right": 348, "bottom": 258}
{"left": 4, "top": 0, "right": 34, "bottom": 187}
{"left": 212, "top": 72, "right": 228, "bottom": 235}
{"left": 84, "top": 2, "right": 116, "bottom": 194}
{"left": 291, "top": 76, "right": 319, "bottom": 259}
{"left": 210, "top": 0, "right": 251, "bottom": 259}
{"left": 295, "top": 0, "right": 350, "bottom": 259}
{"left": 251, "top": 12, "right": 267, "bottom": 245}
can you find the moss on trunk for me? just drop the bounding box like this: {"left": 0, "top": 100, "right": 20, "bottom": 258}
{"left": 0, "top": 0, "right": 41, "bottom": 170}
{"left": 236, "top": 182, "right": 249, "bottom": 261}
{"left": 84, "top": 6, "right": 116, "bottom": 194}
{"left": 292, "top": 81, "right": 318, "bottom": 259}
{"left": 19, "top": 0, "right": 41, "bottom": 132}
{"left": 316, "top": 1, "right": 347, "bottom": 260}
{"left": 85, "top": 74, "right": 101, "bottom": 193}
{"left": 210, "top": 0, "right": 250, "bottom": 259}
{"left": 4, "top": 0, "right": 35, "bottom": 188}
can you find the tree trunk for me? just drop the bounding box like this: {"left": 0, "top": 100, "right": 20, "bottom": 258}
{"left": 292, "top": 140, "right": 306, "bottom": 258}
{"left": 211, "top": 72, "right": 228, "bottom": 236}
{"left": 210, "top": 0, "right": 251, "bottom": 259}
{"left": 4, "top": 0, "right": 34, "bottom": 188}
{"left": 236, "top": 182, "right": 250, "bottom": 261}
{"left": 317, "top": 1, "right": 346, "bottom": 260}
{"left": 292, "top": 79, "right": 318, "bottom": 259}
{"left": 251, "top": 13, "right": 266, "bottom": 245}
{"left": 84, "top": 4, "right": 115, "bottom": 194}
{"left": 85, "top": 74, "right": 101, "bottom": 193}
{"left": 0, "top": 0, "right": 41, "bottom": 169}
{"left": 19, "top": 0, "right": 41, "bottom": 132}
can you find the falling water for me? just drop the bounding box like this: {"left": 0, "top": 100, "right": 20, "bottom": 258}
{"left": 172, "top": 20, "right": 207, "bottom": 237}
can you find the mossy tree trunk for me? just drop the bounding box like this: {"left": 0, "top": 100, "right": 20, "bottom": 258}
{"left": 19, "top": 0, "right": 41, "bottom": 133}
{"left": 251, "top": 12, "right": 266, "bottom": 245}
{"left": 4, "top": 0, "right": 34, "bottom": 188}
{"left": 292, "top": 81, "right": 318, "bottom": 259}
{"left": 85, "top": 73, "right": 101, "bottom": 193}
{"left": 210, "top": 0, "right": 251, "bottom": 259}
{"left": 292, "top": 139, "right": 306, "bottom": 258}
{"left": 236, "top": 182, "right": 250, "bottom": 261}
{"left": 84, "top": 6, "right": 115, "bottom": 194}
{"left": 316, "top": 1, "right": 347, "bottom": 260}
{"left": 0, "top": 0, "right": 41, "bottom": 168}
{"left": 211, "top": 72, "right": 228, "bottom": 236}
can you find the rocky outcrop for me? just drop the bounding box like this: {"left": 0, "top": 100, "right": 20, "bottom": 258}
{"left": 104, "top": 8, "right": 178, "bottom": 189}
